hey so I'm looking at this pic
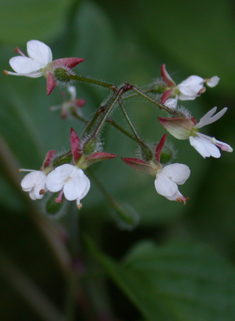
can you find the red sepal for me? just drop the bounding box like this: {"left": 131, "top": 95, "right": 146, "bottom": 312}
{"left": 155, "top": 134, "right": 167, "bottom": 164}
{"left": 47, "top": 72, "right": 56, "bottom": 95}
{"left": 121, "top": 157, "right": 156, "bottom": 176}
{"left": 161, "top": 64, "right": 176, "bottom": 87}
{"left": 70, "top": 128, "right": 82, "bottom": 162}
{"left": 84, "top": 152, "right": 118, "bottom": 167}
{"left": 160, "top": 89, "right": 173, "bottom": 104}
{"left": 42, "top": 150, "right": 55, "bottom": 168}
{"left": 54, "top": 58, "right": 85, "bottom": 69}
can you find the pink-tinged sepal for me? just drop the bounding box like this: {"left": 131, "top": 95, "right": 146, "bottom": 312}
{"left": 84, "top": 152, "right": 118, "bottom": 168}
{"left": 42, "top": 150, "right": 55, "bottom": 169}
{"left": 122, "top": 158, "right": 156, "bottom": 176}
{"left": 155, "top": 134, "right": 167, "bottom": 164}
{"left": 161, "top": 64, "right": 176, "bottom": 87}
{"left": 74, "top": 99, "right": 86, "bottom": 107}
{"left": 158, "top": 117, "right": 195, "bottom": 140}
{"left": 53, "top": 57, "right": 85, "bottom": 69}
{"left": 70, "top": 128, "right": 82, "bottom": 162}
{"left": 47, "top": 71, "right": 56, "bottom": 95}
{"left": 160, "top": 89, "right": 173, "bottom": 104}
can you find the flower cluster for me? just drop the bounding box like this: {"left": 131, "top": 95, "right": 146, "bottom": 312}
{"left": 4, "top": 40, "right": 233, "bottom": 211}
{"left": 20, "top": 128, "right": 117, "bottom": 209}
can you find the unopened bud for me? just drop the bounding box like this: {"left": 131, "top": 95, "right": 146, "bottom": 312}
{"left": 112, "top": 201, "right": 140, "bottom": 230}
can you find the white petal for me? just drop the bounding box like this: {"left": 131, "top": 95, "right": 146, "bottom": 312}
{"left": 29, "top": 190, "right": 37, "bottom": 200}
{"left": 189, "top": 136, "right": 221, "bottom": 158}
{"left": 154, "top": 171, "right": 178, "bottom": 198}
{"left": 6, "top": 70, "right": 43, "bottom": 78}
{"left": 21, "top": 171, "right": 45, "bottom": 190}
{"left": 195, "top": 107, "right": 227, "bottom": 128}
{"left": 206, "top": 76, "right": 220, "bottom": 87}
{"left": 164, "top": 98, "right": 178, "bottom": 109}
{"left": 179, "top": 75, "right": 204, "bottom": 86}
{"left": 212, "top": 138, "right": 233, "bottom": 152}
{"left": 162, "top": 164, "right": 191, "bottom": 185}
{"left": 9, "top": 56, "right": 43, "bottom": 74}
{"left": 27, "top": 40, "right": 53, "bottom": 66}
{"left": 178, "top": 84, "right": 203, "bottom": 98}
{"left": 166, "top": 190, "right": 184, "bottom": 201}
{"left": 46, "top": 164, "right": 75, "bottom": 192}
{"left": 63, "top": 169, "right": 90, "bottom": 201}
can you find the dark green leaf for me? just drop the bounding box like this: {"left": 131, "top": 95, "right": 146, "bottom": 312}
{"left": 87, "top": 238, "right": 235, "bottom": 321}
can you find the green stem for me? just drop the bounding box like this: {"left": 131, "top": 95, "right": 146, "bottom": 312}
{"left": 132, "top": 86, "right": 184, "bottom": 116}
{"left": 118, "top": 99, "right": 153, "bottom": 161}
{"left": 118, "top": 99, "right": 144, "bottom": 144}
{"left": 69, "top": 74, "right": 117, "bottom": 91}
{"left": 81, "top": 106, "right": 105, "bottom": 140}
{"left": 71, "top": 107, "right": 136, "bottom": 142}
{"left": 122, "top": 82, "right": 166, "bottom": 100}
{"left": 91, "top": 86, "right": 126, "bottom": 139}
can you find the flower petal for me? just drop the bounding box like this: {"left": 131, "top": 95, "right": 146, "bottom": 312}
{"left": 27, "top": 40, "right": 53, "bottom": 66}
{"left": 206, "top": 76, "right": 220, "bottom": 87}
{"left": 189, "top": 135, "right": 221, "bottom": 158}
{"left": 9, "top": 56, "right": 43, "bottom": 74}
{"left": 63, "top": 168, "right": 90, "bottom": 201}
{"left": 154, "top": 171, "right": 178, "bottom": 198}
{"left": 46, "top": 164, "right": 75, "bottom": 192}
{"left": 195, "top": 107, "right": 227, "bottom": 128}
{"left": 164, "top": 98, "right": 178, "bottom": 109}
{"left": 178, "top": 84, "right": 203, "bottom": 99}
{"left": 21, "top": 171, "right": 45, "bottom": 190}
{"left": 162, "top": 164, "right": 191, "bottom": 185}
{"left": 179, "top": 75, "right": 204, "bottom": 86}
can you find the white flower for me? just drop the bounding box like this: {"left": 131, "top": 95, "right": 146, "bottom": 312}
{"left": 20, "top": 170, "right": 47, "bottom": 200}
{"left": 154, "top": 163, "right": 190, "bottom": 203}
{"left": 6, "top": 40, "right": 53, "bottom": 78}
{"left": 46, "top": 164, "right": 90, "bottom": 208}
{"left": 189, "top": 107, "right": 233, "bottom": 158}
{"left": 176, "top": 75, "right": 220, "bottom": 101}
{"left": 159, "top": 107, "right": 233, "bottom": 158}
{"left": 4, "top": 40, "right": 85, "bottom": 95}
{"left": 160, "top": 65, "right": 220, "bottom": 105}
{"left": 176, "top": 75, "right": 205, "bottom": 101}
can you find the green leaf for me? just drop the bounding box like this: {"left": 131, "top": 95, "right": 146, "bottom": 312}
{"left": 0, "top": 0, "right": 74, "bottom": 43}
{"left": 87, "top": 238, "right": 235, "bottom": 321}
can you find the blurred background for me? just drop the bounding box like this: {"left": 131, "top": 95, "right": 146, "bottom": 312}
{"left": 0, "top": 0, "right": 235, "bottom": 320}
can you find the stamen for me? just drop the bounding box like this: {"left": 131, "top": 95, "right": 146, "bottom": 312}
{"left": 14, "top": 47, "right": 26, "bottom": 57}
{"left": 55, "top": 189, "right": 64, "bottom": 203}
